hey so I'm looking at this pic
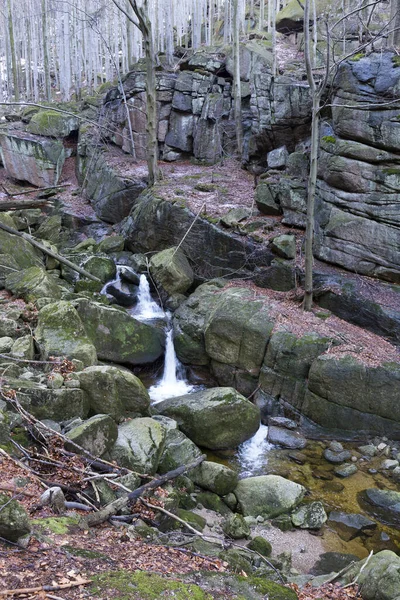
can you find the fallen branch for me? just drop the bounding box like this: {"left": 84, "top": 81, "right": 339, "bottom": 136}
{"left": 85, "top": 454, "right": 206, "bottom": 527}
{"left": 0, "top": 579, "right": 92, "bottom": 597}
{"left": 0, "top": 221, "right": 101, "bottom": 283}
{"left": 1, "top": 184, "right": 68, "bottom": 198}
{"left": 140, "top": 499, "right": 203, "bottom": 536}
{"left": 343, "top": 550, "right": 373, "bottom": 589}
{"left": 0, "top": 198, "right": 54, "bottom": 211}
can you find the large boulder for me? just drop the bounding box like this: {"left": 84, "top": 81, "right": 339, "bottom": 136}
{"left": 75, "top": 299, "right": 164, "bottom": 365}
{"left": 234, "top": 475, "right": 305, "bottom": 518}
{"left": 341, "top": 550, "right": 400, "bottom": 600}
{"left": 6, "top": 267, "right": 63, "bottom": 302}
{"left": 0, "top": 131, "right": 65, "bottom": 187}
{"left": 76, "top": 365, "right": 150, "bottom": 421}
{"left": 110, "top": 417, "right": 166, "bottom": 474}
{"left": 153, "top": 387, "right": 260, "bottom": 450}
{"left": 190, "top": 461, "right": 238, "bottom": 496}
{"left": 149, "top": 247, "right": 194, "bottom": 295}
{"left": 157, "top": 428, "right": 203, "bottom": 474}
{"left": 363, "top": 489, "right": 400, "bottom": 525}
{"left": 302, "top": 355, "right": 400, "bottom": 438}
{"left": 27, "top": 109, "right": 79, "bottom": 137}
{"left": 0, "top": 493, "right": 30, "bottom": 543}
{"left": 35, "top": 301, "right": 97, "bottom": 367}
{"left": 65, "top": 414, "right": 118, "bottom": 457}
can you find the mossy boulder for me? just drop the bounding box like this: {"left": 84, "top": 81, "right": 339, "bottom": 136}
{"left": 291, "top": 501, "right": 327, "bottom": 529}
{"left": 76, "top": 365, "right": 150, "bottom": 421}
{"left": 27, "top": 109, "right": 79, "bottom": 137}
{"left": 247, "top": 536, "right": 272, "bottom": 557}
{"left": 270, "top": 235, "right": 296, "bottom": 260}
{"left": 75, "top": 299, "right": 164, "bottom": 366}
{"left": 97, "top": 235, "right": 125, "bottom": 254}
{"left": 157, "top": 428, "right": 203, "bottom": 474}
{"left": 11, "top": 335, "right": 35, "bottom": 360}
{"left": 35, "top": 215, "right": 62, "bottom": 244}
{"left": 0, "top": 493, "right": 30, "bottom": 542}
{"left": 82, "top": 255, "right": 117, "bottom": 283}
{"left": 255, "top": 182, "right": 281, "bottom": 216}
{"left": 35, "top": 301, "right": 97, "bottom": 367}
{"left": 110, "top": 417, "right": 166, "bottom": 474}
{"left": 153, "top": 387, "right": 260, "bottom": 450}
{"left": 341, "top": 550, "right": 400, "bottom": 600}
{"left": 6, "top": 267, "right": 63, "bottom": 302}
{"left": 149, "top": 247, "right": 194, "bottom": 295}
{"left": 222, "top": 513, "right": 251, "bottom": 539}
{"left": 196, "top": 491, "right": 233, "bottom": 516}
{"left": 3, "top": 378, "right": 89, "bottom": 421}
{"left": 65, "top": 414, "right": 118, "bottom": 457}
{"left": 234, "top": 475, "right": 305, "bottom": 518}
{"left": 177, "top": 509, "right": 206, "bottom": 532}
{"left": 190, "top": 461, "right": 238, "bottom": 496}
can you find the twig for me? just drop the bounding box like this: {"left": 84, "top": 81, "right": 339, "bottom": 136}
{"left": 171, "top": 202, "right": 206, "bottom": 260}
{"left": 323, "top": 560, "right": 357, "bottom": 584}
{"left": 343, "top": 550, "right": 373, "bottom": 588}
{"left": 85, "top": 454, "right": 206, "bottom": 527}
{"left": 0, "top": 579, "right": 92, "bottom": 597}
{"left": 140, "top": 499, "right": 203, "bottom": 536}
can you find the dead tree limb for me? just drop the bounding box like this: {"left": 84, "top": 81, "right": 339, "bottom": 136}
{"left": 0, "top": 198, "right": 53, "bottom": 211}
{"left": 0, "top": 579, "right": 92, "bottom": 597}
{"left": 1, "top": 183, "right": 69, "bottom": 198}
{"left": 0, "top": 221, "right": 101, "bottom": 282}
{"left": 84, "top": 454, "right": 206, "bottom": 527}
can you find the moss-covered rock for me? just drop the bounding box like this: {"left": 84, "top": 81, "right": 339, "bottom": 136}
{"left": 35, "top": 301, "right": 97, "bottom": 367}
{"left": 82, "top": 255, "right": 117, "bottom": 283}
{"left": 222, "top": 513, "right": 251, "bottom": 539}
{"left": 27, "top": 109, "right": 79, "bottom": 137}
{"left": 97, "top": 235, "right": 125, "bottom": 254}
{"left": 65, "top": 414, "right": 118, "bottom": 456}
{"left": 75, "top": 299, "right": 164, "bottom": 366}
{"left": 177, "top": 509, "right": 206, "bottom": 532}
{"left": 0, "top": 493, "right": 30, "bottom": 542}
{"left": 76, "top": 365, "right": 150, "bottom": 421}
{"left": 190, "top": 461, "right": 238, "bottom": 496}
{"left": 110, "top": 417, "right": 166, "bottom": 474}
{"left": 11, "top": 335, "right": 35, "bottom": 360}
{"left": 247, "top": 536, "right": 272, "bottom": 557}
{"left": 153, "top": 387, "right": 260, "bottom": 450}
{"left": 149, "top": 247, "right": 194, "bottom": 295}
{"left": 158, "top": 428, "right": 203, "bottom": 474}
{"left": 90, "top": 571, "right": 212, "bottom": 600}
{"left": 35, "top": 215, "right": 62, "bottom": 244}
{"left": 196, "top": 491, "right": 233, "bottom": 516}
{"left": 6, "top": 267, "right": 63, "bottom": 302}
{"left": 234, "top": 475, "right": 305, "bottom": 518}
{"left": 341, "top": 550, "right": 400, "bottom": 600}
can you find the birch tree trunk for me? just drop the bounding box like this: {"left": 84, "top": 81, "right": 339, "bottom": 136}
{"left": 7, "top": 0, "right": 20, "bottom": 101}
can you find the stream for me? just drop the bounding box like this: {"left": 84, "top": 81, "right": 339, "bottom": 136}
{"left": 102, "top": 270, "right": 400, "bottom": 565}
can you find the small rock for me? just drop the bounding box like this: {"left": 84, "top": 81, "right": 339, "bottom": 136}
{"left": 324, "top": 448, "right": 352, "bottom": 464}
{"left": 377, "top": 442, "right": 388, "bottom": 452}
{"left": 267, "top": 426, "right": 307, "bottom": 449}
{"left": 328, "top": 511, "right": 377, "bottom": 542}
{"left": 329, "top": 441, "right": 344, "bottom": 453}
{"left": 0, "top": 336, "right": 14, "bottom": 353}
{"left": 392, "top": 467, "right": 400, "bottom": 482}
{"left": 381, "top": 459, "right": 399, "bottom": 470}
{"left": 291, "top": 501, "right": 327, "bottom": 530}
{"left": 334, "top": 463, "right": 358, "bottom": 478}
{"left": 247, "top": 536, "right": 272, "bottom": 557}
{"left": 270, "top": 234, "right": 296, "bottom": 260}
{"left": 268, "top": 416, "right": 297, "bottom": 430}
{"left": 288, "top": 451, "right": 307, "bottom": 465}
{"left": 358, "top": 444, "right": 376, "bottom": 457}
{"left": 312, "top": 468, "right": 333, "bottom": 481}
{"left": 351, "top": 456, "right": 358, "bottom": 463}
{"left": 222, "top": 514, "right": 251, "bottom": 539}
{"left": 47, "top": 373, "right": 64, "bottom": 389}
{"left": 220, "top": 207, "right": 251, "bottom": 228}
{"left": 0, "top": 493, "right": 31, "bottom": 543}
{"left": 63, "top": 379, "right": 80, "bottom": 389}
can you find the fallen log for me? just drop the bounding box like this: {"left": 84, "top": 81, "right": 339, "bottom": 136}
{"left": 0, "top": 198, "right": 53, "bottom": 211}
{"left": 0, "top": 221, "right": 101, "bottom": 283}
{"left": 0, "top": 579, "right": 92, "bottom": 597}
{"left": 84, "top": 454, "right": 206, "bottom": 527}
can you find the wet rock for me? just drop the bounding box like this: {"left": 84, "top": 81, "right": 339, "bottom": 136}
{"left": 234, "top": 475, "right": 305, "bottom": 518}
{"left": 358, "top": 444, "right": 377, "bottom": 457}
{"left": 291, "top": 501, "right": 327, "bottom": 530}
{"left": 329, "top": 441, "right": 344, "bottom": 453}
{"left": 311, "top": 552, "right": 360, "bottom": 576}
{"left": 222, "top": 514, "right": 250, "bottom": 539}
{"left": 312, "top": 468, "right": 333, "bottom": 481}
{"left": 268, "top": 417, "right": 297, "bottom": 430}
{"left": 82, "top": 255, "right": 117, "bottom": 283}
{"left": 334, "top": 463, "right": 358, "bottom": 478}
{"left": 267, "top": 426, "right": 307, "bottom": 449}
{"left": 153, "top": 387, "right": 260, "bottom": 450}
{"left": 324, "top": 448, "right": 352, "bottom": 464}
{"left": 288, "top": 451, "right": 307, "bottom": 465}
{"left": 381, "top": 459, "right": 399, "bottom": 470}
{"left": 328, "top": 511, "right": 377, "bottom": 542}
{"left": 76, "top": 365, "right": 150, "bottom": 421}
{"left": 0, "top": 493, "right": 31, "bottom": 543}
{"left": 110, "top": 417, "right": 166, "bottom": 474}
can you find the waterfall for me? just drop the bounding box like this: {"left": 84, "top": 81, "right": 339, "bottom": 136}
{"left": 100, "top": 265, "right": 123, "bottom": 296}
{"left": 133, "top": 274, "right": 165, "bottom": 319}
{"left": 149, "top": 328, "right": 194, "bottom": 403}
{"left": 237, "top": 424, "right": 272, "bottom": 477}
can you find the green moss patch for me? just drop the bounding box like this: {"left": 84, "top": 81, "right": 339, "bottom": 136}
{"left": 90, "top": 571, "right": 212, "bottom": 600}
{"left": 322, "top": 135, "right": 336, "bottom": 144}
{"left": 32, "top": 516, "right": 80, "bottom": 535}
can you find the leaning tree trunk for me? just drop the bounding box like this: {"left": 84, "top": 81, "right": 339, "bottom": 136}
{"left": 143, "top": 11, "right": 159, "bottom": 185}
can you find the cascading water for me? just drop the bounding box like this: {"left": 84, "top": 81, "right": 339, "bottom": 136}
{"left": 132, "top": 274, "right": 165, "bottom": 320}
{"left": 236, "top": 424, "right": 272, "bottom": 477}
{"left": 149, "top": 328, "right": 194, "bottom": 403}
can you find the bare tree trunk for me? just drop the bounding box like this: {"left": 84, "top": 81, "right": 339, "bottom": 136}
{"left": 389, "top": 0, "right": 400, "bottom": 47}
{"left": 271, "top": 0, "right": 277, "bottom": 76}
{"left": 233, "top": 0, "right": 243, "bottom": 157}
{"left": 7, "top": 0, "right": 20, "bottom": 101}
{"left": 41, "top": 0, "right": 51, "bottom": 101}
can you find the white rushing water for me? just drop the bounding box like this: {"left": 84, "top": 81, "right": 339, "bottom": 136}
{"left": 237, "top": 424, "right": 273, "bottom": 477}
{"left": 149, "top": 328, "right": 194, "bottom": 403}
{"left": 132, "top": 274, "right": 165, "bottom": 319}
